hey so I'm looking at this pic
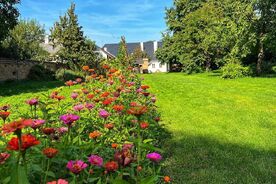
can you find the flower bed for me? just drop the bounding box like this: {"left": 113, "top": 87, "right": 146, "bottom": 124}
{"left": 0, "top": 63, "right": 170, "bottom": 183}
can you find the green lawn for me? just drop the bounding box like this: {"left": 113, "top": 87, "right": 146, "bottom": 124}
{"left": 143, "top": 73, "right": 276, "bottom": 184}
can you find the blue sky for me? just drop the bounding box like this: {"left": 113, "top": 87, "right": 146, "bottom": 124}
{"left": 18, "top": 0, "right": 172, "bottom": 46}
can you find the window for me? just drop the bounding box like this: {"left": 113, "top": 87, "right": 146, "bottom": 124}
{"left": 152, "top": 64, "right": 155, "bottom": 68}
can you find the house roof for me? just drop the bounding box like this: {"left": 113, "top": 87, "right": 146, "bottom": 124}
{"left": 103, "top": 41, "right": 162, "bottom": 60}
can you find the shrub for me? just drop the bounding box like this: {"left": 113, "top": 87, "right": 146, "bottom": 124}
{"left": 28, "top": 64, "right": 55, "bottom": 81}
{"left": 55, "top": 68, "right": 84, "bottom": 81}
{"left": 222, "top": 63, "right": 250, "bottom": 79}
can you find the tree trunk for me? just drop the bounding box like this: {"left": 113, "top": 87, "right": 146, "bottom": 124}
{"left": 257, "top": 32, "right": 264, "bottom": 76}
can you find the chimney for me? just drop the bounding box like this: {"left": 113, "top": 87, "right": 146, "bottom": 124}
{"left": 104, "top": 47, "right": 107, "bottom": 51}
{"left": 140, "top": 42, "right": 144, "bottom": 51}
{"left": 153, "top": 41, "right": 158, "bottom": 52}
{"left": 44, "top": 35, "right": 49, "bottom": 44}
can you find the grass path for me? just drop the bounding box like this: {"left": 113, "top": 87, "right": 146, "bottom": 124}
{"left": 143, "top": 73, "right": 276, "bottom": 184}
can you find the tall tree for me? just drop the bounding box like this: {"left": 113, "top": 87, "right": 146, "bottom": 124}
{"left": 158, "top": 0, "right": 256, "bottom": 73}
{"left": 254, "top": 0, "right": 276, "bottom": 75}
{"left": 0, "top": 0, "right": 20, "bottom": 42}
{"left": 117, "top": 36, "right": 130, "bottom": 66}
{"left": 51, "top": 3, "right": 96, "bottom": 69}
{"left": 1, "top": 19, "right": 48, "bottom": 60}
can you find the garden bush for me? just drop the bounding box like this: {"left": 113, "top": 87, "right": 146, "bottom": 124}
{"left": 221, "top": 63, "right": 250, "bottom": 79}
{"left": 55, "top": 68, "right": 84, "bottom": 81}
{"left": 28, "top": 64, "right": 55, "bottom": 81}
{"left": 0, "top": 63, "right": 169, "bottom": 183}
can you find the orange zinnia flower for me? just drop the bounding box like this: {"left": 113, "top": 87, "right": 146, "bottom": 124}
{"left": 82, "top": 66, "right": 89, "bottom": 71}
{"left": 127, "top": 106, "right": 147, "bottom": 116}
{"left": 87, "top": 93, "right": 94, "bottom": 99}
{"left": 113, "top": 105, "right": 124, "bottom": 112}
{"left": 1, "top": 119, "right": 32, "bottom": 134}
{"left": 7, "top": 134, "right": 40, "bottom": 151}
{"left": 102, "top": 98, "right": 113, "bottom": 106}
{"left": 65, "top": 80, "right": 74, "bottom": 86}
{"left": 111, "top": 143, "right": 118, "bottom": 149}
{"left": 55, "top": 96, "right": 65, "bottom": 101}
{"left": 89, "top": 131, "right": 101, "bottom": 139}
{"left": 101, "top": 92, "right": 110, "bottom": 98}
{"left": 164, "top": 176, "right": 171, "bottom": 183}
{"left": 43, "top": 147, "right": 59, "bottom": 158}
{"left": 104, "top": 123, "right": 114, "bottom": 129}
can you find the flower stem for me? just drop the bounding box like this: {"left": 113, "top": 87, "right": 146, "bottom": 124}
{"left": 43, "top": 159, "right": 51, "bottom": 184}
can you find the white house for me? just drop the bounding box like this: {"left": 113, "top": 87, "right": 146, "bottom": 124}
{"left": 103, "top": 41, "right": 169, "bottom": 73}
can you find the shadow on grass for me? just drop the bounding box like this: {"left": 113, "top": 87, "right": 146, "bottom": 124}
{"left": 163, "top": 135, "right": 276, "bottom": 184}
{"left": 0, "top": 80, "right": 64, "bottom": 96}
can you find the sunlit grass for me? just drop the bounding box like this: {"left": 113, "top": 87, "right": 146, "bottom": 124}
{"left": 143, "top": 73, "right": 276, "bottom": 184}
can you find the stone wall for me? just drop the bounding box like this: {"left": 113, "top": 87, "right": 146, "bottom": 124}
{"left": 0, "top": 58, "right": 63, "bottom": 82}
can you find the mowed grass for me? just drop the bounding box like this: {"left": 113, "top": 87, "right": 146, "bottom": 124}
{"left": 143, "top": 73, "right": 276, "bottom": 184}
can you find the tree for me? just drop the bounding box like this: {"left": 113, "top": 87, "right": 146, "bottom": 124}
{"left": 0, "top": 0, "right": 20, "bottom": 42}
{"left": 158, "top": 0, "right": 256, "bottom": 73}
{"left": 1, "top": 19, "right": 48, "bottom": 60}
{"left": 131, "top": 46, "right": 150, "bottom": 63}
{"left": 116, "top": 36, "right": 130, "bottom": 66}
{"left": 254, "top": 0, "right": 276, "bottom": 75}
{"left": 50, "top": 3, "right": 96, "bottom": 69}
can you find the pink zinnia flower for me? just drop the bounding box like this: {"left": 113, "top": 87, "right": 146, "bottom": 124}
{"left": 60, "top": 114, "right": 80, "bottom": 126}
{"left": 26, "top": 98, "right": 38, "bottom": 106}
{"left": 151, "top": 96, "right": 157, "bottom": 103}
{"left": 88, "top": 155, "right": 103, "bottom": 167}
{"left": 71, "top": 93, "right": 78, "bottom": 100}
{"left": 73, "top": 104, "right": 84, "bottom": 112}
{"left": 66, "top": 160, "right": 88, "bottom": 174}
{"left": 146, "top": 152, "right": 162, "bottom": 162}
{"left": 0, "top": 152, "right": 10, "bottom": 164}
{"left": 47, "top": 179, "right": 68, "bottom": 184}
{"left": 57, "top": 127, "right": 68, "bottom": 134}
{"left": 85, "top": 103, "right": 95, "bottom": 110}
{"left": 31, "top": 119, "right": 45, "bottom": 129}
{"left": 136, "top": 88, "right": 143, "bottom": 93}
{"left": 99, "top": 109, "right": 110, "bottom": 119}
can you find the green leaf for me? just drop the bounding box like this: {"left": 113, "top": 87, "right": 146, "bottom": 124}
{"left": 141, "top": 176, "right": 158, "bottom": 184}
{"left": 10, "top": 165, "right": 30, "bottom": 184}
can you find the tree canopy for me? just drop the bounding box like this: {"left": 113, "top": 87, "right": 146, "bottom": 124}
{"left": 51, "top": 3, "right": 97, "bottom": 69}
{"left": 157, "top": 0, "right": 276, "bottom": 75}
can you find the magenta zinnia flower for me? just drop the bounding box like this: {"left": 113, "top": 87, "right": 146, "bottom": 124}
{"left": 88, "top": 155, "right": 103, "bottom": 167}
{"left": 146, "top": 152, "right": 162, "bottom": 162}
{"left": 66, "top": 160, "right": 88, "bottom": 174}
{"left": 60, "top": 114, "right": 80, "bottom": 126}
{"left": 26, "top": 98, "right": 38, "bottom": 106}
{"left": 85, "top": 103, "right": 95, "bottom": 110}
{"left": 99, "top": 109, "right": 110, "bottom": 119}
{"left": 47, "top": 179, "right": 68, "bottom": 184}
{"left": 73, "top": 104, "right": 84, "bottom": 112}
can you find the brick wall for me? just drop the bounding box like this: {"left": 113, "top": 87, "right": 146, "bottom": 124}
{"left": 0, "top": 58, "right": 63, "bottom": 81}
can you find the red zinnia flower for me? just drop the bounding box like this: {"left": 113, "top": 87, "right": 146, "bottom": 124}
{"left": 43, "top": 147, "right": 59, "bottom": 158}
{"left": 104, "top": 161, "right": 118, "bottom": 172}
{"left": 0, "top": 111, "right": 10, "bottom": 121}
{"left": 7, "top": 134, "right": 40, "bottom": 151}
{"left": 87, "top": 93, "right": 94, "bottom": 99}
{"left": 102, "top": 98, "right": 113, "bottom": 106}
{"left": 0, "top": 105, "right": 10, "bottom": 111}
{"left": 102, "top": 64, "right": 110, "bottom": 69}
{"left": 1, "top": 119, "right": 32, "bottom": 134}
{"left": 141, "top": 85, "right": 150, "bottom": 90}
{"left": 65, "top": 80, "right": 74, "bottom": 87}
{"left": 42, "top": 127, "right": 56, "bottom": 135}
{"left": 140, "top": 122, "right": 149, "bottom": 129}
{"left": 101, "top": 92, "right": 110, "bottom": 98}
